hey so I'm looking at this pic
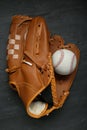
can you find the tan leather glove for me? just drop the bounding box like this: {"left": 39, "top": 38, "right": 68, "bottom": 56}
{"left": 6, "top": 15, "right": 80, "bottom": 118}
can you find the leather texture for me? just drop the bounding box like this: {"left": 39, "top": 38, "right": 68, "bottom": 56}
{"left": 6, "top": 15, "right": 80, "bottom": 118}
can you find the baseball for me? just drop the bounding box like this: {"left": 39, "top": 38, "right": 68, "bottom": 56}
{"left": 52, "top": 49, "right": 77, "bottom": 75}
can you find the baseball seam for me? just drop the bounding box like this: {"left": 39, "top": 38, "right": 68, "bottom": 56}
{"left": 69, "top": 54, "right": 75, "bottom": 74}
{"left": 55, "top": 49, "right": 64, "bottom": 69}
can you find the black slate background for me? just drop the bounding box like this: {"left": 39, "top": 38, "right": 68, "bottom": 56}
{"left": 0, "top": 0, "right": 87, "bottom": 130}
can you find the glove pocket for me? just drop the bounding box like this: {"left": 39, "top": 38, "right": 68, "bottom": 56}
{"left": 18, "top": 82, "right": 48, "bottom": 118}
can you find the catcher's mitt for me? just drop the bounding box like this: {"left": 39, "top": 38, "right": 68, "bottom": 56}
{"left": 6, "top": 15, "right": 80, "bottom": 118}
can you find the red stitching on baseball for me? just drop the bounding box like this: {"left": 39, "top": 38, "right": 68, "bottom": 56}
{"left": 69, "top": 54, "right": 75, "bottom": 74}
{"left": 55, "top": 49, "right": 64, "bottom": 68}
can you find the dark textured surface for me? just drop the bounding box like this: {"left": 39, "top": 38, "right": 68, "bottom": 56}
{"left": 0, "top": 0, "right": 87, "bottom": 130}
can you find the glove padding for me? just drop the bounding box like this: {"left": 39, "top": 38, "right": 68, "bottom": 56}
{"left": 6, "top": 15, "right": 80, "bottom": 118}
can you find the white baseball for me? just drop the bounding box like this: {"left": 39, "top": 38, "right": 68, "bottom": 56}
{"left": 52, "top": 49, "right": 77, "bottom": 75}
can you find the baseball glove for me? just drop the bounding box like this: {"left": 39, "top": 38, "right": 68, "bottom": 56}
{"left": 6, "top": 15, "right": 80, "bottom": 118}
